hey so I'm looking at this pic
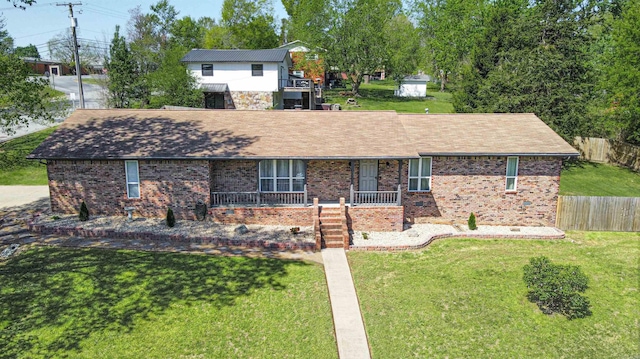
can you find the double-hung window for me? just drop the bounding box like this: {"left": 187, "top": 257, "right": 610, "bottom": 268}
{"left": 408, "top": 157, "right": 432, "bottom": 192}
{"left": 251, "top": 64, "right": 263, "bottom": 76}
{"left": 125, "top": 160, "right": 140, "bottom": 198}
{"left": 259, "top": 160, "right": 305, "bottom": 192}
{"left": 201, "top": 64, "right": 213, "bottom": 76}
{"left": 506, "top": 156, "right": 519, "bottom": 191}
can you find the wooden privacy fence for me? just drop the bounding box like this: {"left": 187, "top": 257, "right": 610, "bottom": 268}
{"left": 556, "top": 196, "right": 640, "bottom": 232}
{"left": 574, "top": 137, "right": 640, "bottom": 172}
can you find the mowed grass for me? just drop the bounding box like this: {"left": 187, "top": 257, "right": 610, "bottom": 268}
{"left": 349, "top": 232, "right": 639, "bottom": 359}
{"left": 0, "top": 127, "right": 55, "bottom": 185}
{"left": 560, "top": 160, "right": 640, "bottom": 197}
{"left": 0, "top": 248, "right": 337, "bottom": 358}
{"left": 324, "top": 80, "right": 454, "bottom": 113}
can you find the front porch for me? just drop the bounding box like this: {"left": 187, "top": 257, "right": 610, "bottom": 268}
{"left": 210, "top": 184, "right": 402, "bottom": 208}
{"left": 207, "top": 158, "right": 407, "bottom": 244}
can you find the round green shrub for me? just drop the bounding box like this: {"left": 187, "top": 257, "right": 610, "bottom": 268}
{"left": 523, "top": 256, "right": 591, "bottom": 319}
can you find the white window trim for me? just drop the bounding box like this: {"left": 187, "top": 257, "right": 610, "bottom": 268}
{"left": 506, "top": 156, "right": 519, "bottom": 192}
{"left": 408, "top": 157, "right": 432, "bottom": 192}
{"left": 251, "top": 64, "right": 264, "bottom": 77}
{"left": 201, "top": 64, "right": 213, "bottom": 76}
{"left": 259, "top": 160, "right": 305, "bottom": 192}
{"left": 125, "top": 160, "right": 140, "bottom": 199}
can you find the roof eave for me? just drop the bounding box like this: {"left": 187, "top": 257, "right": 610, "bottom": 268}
{"left": 29, "top": 155, "right": 417, "bottom": 161}
{"left": 417, "top": 152, "right": 580, "bottom": 157}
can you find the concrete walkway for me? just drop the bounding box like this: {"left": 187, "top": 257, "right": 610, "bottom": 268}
{"left": 0, "top": 186, "right": 49, "bottom": 209}
{"left": 322, "top": 248, "right": 371, "bottom": 359}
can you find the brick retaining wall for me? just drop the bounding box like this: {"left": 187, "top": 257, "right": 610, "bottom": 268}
{"left": 208, "top": 206, "right": 314, "bottom": 226}
{"left": 346, "top": 206, "right": 404, "bottom": 232}
{"left": 349, "top": 230, "right": 566, "bottom": 251}
{"left": 28, "top": 223, "right": 316, "bottom": 251}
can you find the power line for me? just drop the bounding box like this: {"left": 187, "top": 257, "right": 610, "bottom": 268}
{"left": 12, "top": 28, "right": 69, "bottom": 40}
{"left": 0, "top": 1, "right": 57, "bottom": 11}
{"left": 82, "top": 8, "right": 128, "bottom": 20}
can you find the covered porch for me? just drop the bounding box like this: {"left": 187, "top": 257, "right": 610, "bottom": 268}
{"left": 209, "top": 159, "right": 405, "bottom": 208}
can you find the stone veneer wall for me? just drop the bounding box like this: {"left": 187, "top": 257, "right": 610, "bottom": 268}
{"left": 47, "top": 160, "right": 210, "bottom": 220}
{"left": 401, "top": 156, "right": 562, "bottom": 226}
{"left": 229, "top": 91, "right": 274, "bottom": 110}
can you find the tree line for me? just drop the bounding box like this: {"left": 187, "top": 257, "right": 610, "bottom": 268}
{"left": 2, "top": 0, "right": 639, "bottom": 146}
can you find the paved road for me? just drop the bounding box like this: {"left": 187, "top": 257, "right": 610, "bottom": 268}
{"left": 0, "top": 75, "right": 105, "bottom": 143}
{"left": 52, "top": 74, "right": 105, "bottom": 110}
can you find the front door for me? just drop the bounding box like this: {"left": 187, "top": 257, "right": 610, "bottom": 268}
{"left": 205, "top": 93, "right": 225, "bottom": 109}
{"left": 359, "top": 160, "right": 378, "bottom": 191}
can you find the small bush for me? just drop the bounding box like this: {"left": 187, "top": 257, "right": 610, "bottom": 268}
{"left": 523, "top": 256, "right": 591, "bottom": 319}
{"left": 78, "top": 201, "right": 89, "bottom": 222}
{"left": 166, "top": 208, "right": 176, "bottom": 228}
{"left": 290, "top": 227, "right": 300, "bottom": 235}
{"left": 362, "top": 232, "right": 369, "bottom": 240}
{"left": 468, "top": 212, "right": 477, "bottom": 230}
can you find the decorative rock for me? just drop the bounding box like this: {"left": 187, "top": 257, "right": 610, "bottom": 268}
{"left": 234, "top": 225, "right": 249, "bottom": 235}
{"left": 406, "top": 230, "right": 420, "bottom": 238}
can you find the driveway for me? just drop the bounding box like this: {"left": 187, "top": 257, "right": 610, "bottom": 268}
{"left": 0, "top": 186, "right": 50, "bottom": 209}
{"left": 0, "top": 75, "right": 105, "bottom": 143}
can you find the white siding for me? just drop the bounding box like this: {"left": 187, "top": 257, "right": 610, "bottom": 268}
{"left": 188, "top": 62, "right": 288, "bottom": 92}
{"left": 395, "top": 82, "right": 427, "bottom": 98}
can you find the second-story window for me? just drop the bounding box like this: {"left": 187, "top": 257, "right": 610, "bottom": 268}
{"left": 202, "top": 64, "right": 213, "bottom": 76}
{"left": 252, "top": 64, "right": 263, "bottom": 76}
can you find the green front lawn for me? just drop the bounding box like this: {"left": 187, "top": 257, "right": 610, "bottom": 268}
{"left": 324, "top": 80, "right": 454, "bottom": 113}
{"left": 560, "top": 160, "right": 640, "bottom": 197}
{"left": 0, "top": 127, "right": 56, "bottom": 185}
{"left": 0, "top": 248, "right": 337, "bottom": 358}
{"left": 349, "top": 232, "right": 639, "bottom": 358}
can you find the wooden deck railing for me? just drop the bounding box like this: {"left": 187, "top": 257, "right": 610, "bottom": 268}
{"left": 211, "top": 185, "right": 308, "bottom": 207}
{"left": 349, "top": 184, "right": 402, "bottom": 206}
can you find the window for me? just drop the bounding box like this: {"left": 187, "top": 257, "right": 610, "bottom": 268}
{"left": 259, "top": 160, "right": 305, "bottom": 192}
{"left": 506, "top": 156, "right": 519, "bottom": 191}
{"left": 408, "top": 157, "right": 432, "bottom": 192}
{"left": 252, "top": 64, "right": 263, "bottom": 76}
{"left": 201, "top": 64, "right": 213, "bottom": 76}
{"left": 125, "top": 160, "right": 140, "bottom": 198}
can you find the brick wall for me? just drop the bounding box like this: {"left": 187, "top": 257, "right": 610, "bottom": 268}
{"left": 47, "top": 156, "right": 562, "bottom": 229}
{"left": 48, "top": 160, "right": 210, "bottom": 220}
{"left": 401, "top": 156, "right": 562, "bottom": 226}
{"left": 209, "top": 207, "right": 314, "bottom": 226}
{"left": 211, "top": 160, "right": 257, "bottom": 192}
{"left": 306, "top": 160, "right": 351, "bottom": 201}
{"left": 346, "top": 206, "right": 404, "bottom": 232}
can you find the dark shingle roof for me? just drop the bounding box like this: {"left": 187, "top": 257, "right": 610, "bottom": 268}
{"left": 28, "top": 110, "right": 578, "bottom": 160}
{"left": 181, "top": 49, "right": 290, "bottom": 63}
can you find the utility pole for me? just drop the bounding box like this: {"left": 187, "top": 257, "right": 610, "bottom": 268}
{"left": 57, "top": 2, "right": 84, "bottom": 109}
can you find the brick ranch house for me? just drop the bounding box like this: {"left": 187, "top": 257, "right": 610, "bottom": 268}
{"left": 29, "top": 109, "right": 578, "bottom": 248}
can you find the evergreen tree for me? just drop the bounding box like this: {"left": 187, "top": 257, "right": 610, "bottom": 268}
{"left": 105, "top": 25, "right": 138, "bottom": 108}
{"left": 600, "top": 0, "right": 640, "bottom": 145}
{"left": 453, "top": 0, "right": 599, "bottom": 141}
